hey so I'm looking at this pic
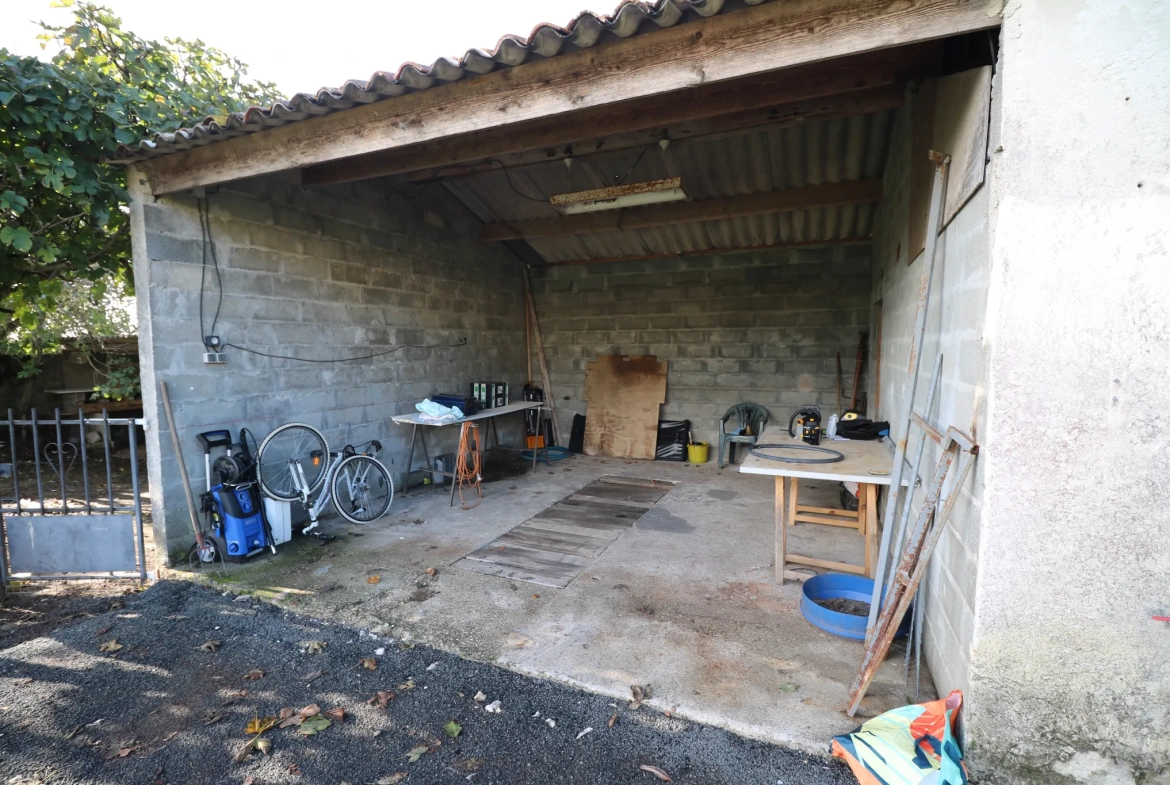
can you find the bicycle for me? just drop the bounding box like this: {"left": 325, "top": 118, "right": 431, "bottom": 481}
{"left": 255, "top": 422, "right": 394, "bottom": 537}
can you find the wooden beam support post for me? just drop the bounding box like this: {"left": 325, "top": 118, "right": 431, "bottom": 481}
{"left": 479, "top": 180, "right": 883, "bottom": 241}
{"left": 137, "top": 0, "right": 999, "bottom": 194}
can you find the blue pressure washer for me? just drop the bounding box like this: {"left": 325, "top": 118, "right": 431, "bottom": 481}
{"left": 197, "top": 430, "right": 275, "bottom": 561}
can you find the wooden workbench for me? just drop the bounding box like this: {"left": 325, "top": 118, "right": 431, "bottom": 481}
{"left": 738, "top": 425, "right": 907, "bottom": 584}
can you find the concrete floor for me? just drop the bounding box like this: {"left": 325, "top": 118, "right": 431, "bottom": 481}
{"left": 208, "top": 452, "right": 932, "bottom": 756}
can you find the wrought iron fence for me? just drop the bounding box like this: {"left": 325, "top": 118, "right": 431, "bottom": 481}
{"left": 0, "top": 408, "right": 147, "bottom": 585}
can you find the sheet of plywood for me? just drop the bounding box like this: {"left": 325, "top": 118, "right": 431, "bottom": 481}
{"left": 908, "top": 67, "right": 992, "bottom": 257}
{"left": 934, "top": 66, "right": 991, "bottom": 227}
{"left": 583, "top": 355, "right": 667, "bottom": 460}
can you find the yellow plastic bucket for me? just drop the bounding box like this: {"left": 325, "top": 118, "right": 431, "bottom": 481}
{"left": 687, "top": 442, "right": 709, "bottom": 464}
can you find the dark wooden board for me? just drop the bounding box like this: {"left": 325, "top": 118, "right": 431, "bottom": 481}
{"left": 583, "top": 355, "right": 667, "bottom": 460}
{"left": 498, "top": 526, "right": 613, "bottom": 558}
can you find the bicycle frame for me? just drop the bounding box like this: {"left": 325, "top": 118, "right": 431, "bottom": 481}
{"left": 289, "top": 450, "right": 378, "bottom": 533}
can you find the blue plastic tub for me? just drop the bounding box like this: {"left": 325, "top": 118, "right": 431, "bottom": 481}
{"left": 800, "top": 573, "right": 911, "bottom": 640}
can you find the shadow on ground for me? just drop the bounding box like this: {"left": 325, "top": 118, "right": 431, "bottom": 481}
{"left": 0, "top": 581, "right": 854, "bottom": 785}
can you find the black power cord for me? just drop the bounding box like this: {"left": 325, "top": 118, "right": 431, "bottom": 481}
{"left": 223, "top": 338, "right": 468, "bottom": 364}
{"left": 197, "top": 196, "right": 223, "bottom": 348}
{"left": 195, "top": 193, "right": 470, "bottom": 364}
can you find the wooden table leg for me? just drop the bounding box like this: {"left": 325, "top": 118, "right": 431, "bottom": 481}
{"left": 788, "top": 476, "right": 799, "bottom": 525}
{"left": 774, "top": 477, "right": 786, "bottom": 585}
{"left": 864, "top": 483, "right": 878, "bottom": 578}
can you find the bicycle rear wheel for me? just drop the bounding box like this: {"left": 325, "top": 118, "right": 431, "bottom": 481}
{"left": 331, "top": 454, "right": 393, "bottom": 524}
{"left": 256, "top": 423, "right": 329, "bottom": 501}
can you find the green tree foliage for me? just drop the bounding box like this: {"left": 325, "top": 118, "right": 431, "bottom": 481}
{"left": 0, "top": 0, "right": 282, "bottom": 347}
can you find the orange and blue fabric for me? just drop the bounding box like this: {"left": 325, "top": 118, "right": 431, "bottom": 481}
{"left": 830, "top": 690, "right": 967, "bottom": 785}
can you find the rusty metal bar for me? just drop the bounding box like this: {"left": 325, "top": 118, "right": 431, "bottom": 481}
{"left": 909, "top": 411, "right": 943, "bottom": 445}
{"left": 847, "top": 431, "right": 977, "bottom": 716}
{"left": 865, "top": 152, "right": 950, "bottom": 643}
{"left": 888, "top": 355, "right": 944, "bottom": 598}
{"left": 78, "top": 408, "right": 92, "bottom": 514}
{"left": 6, "top": 410, "right": 19, "bottom": 513}
{"left": 54, "top": 409, "right": 67, "bottom": 511}
{"left": 102, "top": 409, "right": 115, "bottom": 513}
{"left": 30, "top": 408, "right": 45, "bottom": 514}
{"left": 127, "top": 418, "right": 147, "bottom": 582}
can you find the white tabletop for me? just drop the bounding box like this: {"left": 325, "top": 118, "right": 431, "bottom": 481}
{"left": 738, "top": 425, "right": 910, "bottom": 485}
{"left": 391, "top": 400, "right": 541, "bottom": 426}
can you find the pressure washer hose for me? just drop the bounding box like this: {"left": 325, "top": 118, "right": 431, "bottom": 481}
{"left": 456, "top": 422, "right": 482, "bottom": 509}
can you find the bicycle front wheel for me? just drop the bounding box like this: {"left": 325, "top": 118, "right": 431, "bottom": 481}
{"left": 256, "top": 423, "right": 329, "bottom": 501}
{"left": 331, "top": 454, "right": 393, "bottom": 524}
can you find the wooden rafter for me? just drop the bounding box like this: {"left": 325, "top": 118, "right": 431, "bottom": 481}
{"left": 308, "top": 43, "right": 935, "bottom": 187}
{"left": 138, "top": 0, "right": 999, "bottom": 194}
{"left": 478, "top": 180, "right": 884, "bottom": 241}
{"left": 538, "top": 237, "right": 873, "bottom": 268}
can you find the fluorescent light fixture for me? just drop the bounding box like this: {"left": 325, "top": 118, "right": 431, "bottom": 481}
{"left": 550, "top": 177, "right": 687, "bottom": 215}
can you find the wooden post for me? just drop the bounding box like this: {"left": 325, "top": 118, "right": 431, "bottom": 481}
{"left": 774, "top": 477, "right": 786, "bottom": 585}
{"left": 865, "top": 483, "right": 879, "bottom": 578}
{"left": 522, "top": 267, "right": 561, "bottom": 447}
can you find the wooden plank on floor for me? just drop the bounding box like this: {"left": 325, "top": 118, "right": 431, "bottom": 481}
{"left": 463, "top": 541, "right": 589, "bottom": 585}
{"left": 523, "top": 517, "right": 627, "bottom": 541}
{"left": 578, "top": 482, "right": 668, "bottom": 504}
{"left": 453, "top": 557, "right": 572, "bottom": 589}
{"left": 499, "top": 525, "right": 613, "bottom": 558}
{"left": 570, "top": 493, "right": 656, "bottom": 510}
{"left": 538, "top": 502, "right": 641, "bottom": 524}
{"left": 597, "top": 475, "right": 676, "bottom": 491}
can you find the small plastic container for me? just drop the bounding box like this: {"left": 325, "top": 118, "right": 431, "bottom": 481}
{"left": 687, "top": 442, "right": 709, "bottom": 464}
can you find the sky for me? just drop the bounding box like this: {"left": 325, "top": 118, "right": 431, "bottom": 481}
{"left": 0, "top": 0, "right": 609, "bottom": 98}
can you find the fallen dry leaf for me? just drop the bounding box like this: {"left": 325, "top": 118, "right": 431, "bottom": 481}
{"left": 225, "top": 689, "right": 249, "bottom": 699}
{"left": 255, "top": 738, "right": 272, "bottom": 755}
{"left": 405, "top": 744, "right": 430, "bottom": 763}
{"left": 473, "top": 691, "right": 486, "bottom": 702}
{"left": 109, "top": 601, "right": 123, "bottom": 610}
{"left": 243, "top": 777, "right": 255, "bottom": 785}
{"left": 576, "top": 727, "right": 593, "bottom": 740}
{"left": 322, "top": 707, "right": 345, "bottom": 722}
{"left": 298, "top": 714, "right": 332, "bottom": 736}
{"left": 104, "top": 745, "right": 140, "bottom": 760}
{"left": 454, "top": 757, "right": 482, "bottom": 772}
{"left": 203, "top": 711, "right": 226, "bottom": 726}
{"left": 288, "top": 763, "right": 302, "bottom": 775}
{"left": 65, "top": 724, "right": 84, "bottom": 739}
{"left": 368, "top": 690, "right": 395, "bottom": 710}
{"left": 443, "top": 720, "right": 462, "bottom": 739}
{"left": 243, "top": 669, "right": 265, "bottom": 681}
{"left": 639, "top": 764, "right": 672, "bottom": 781}
{"left": 396, "top": 679, "right": 416, "bottom": 692}
{"left": 532, "top": 594, "right": 540, "bottom": 599}
{"left": 367, "top": 575, "right": 381, "bottom": 584}
{"left": 305, "top": 640, "right": 326, "bottom": 654}
{"left": 279, "top": 708, "right": 295, "bottom": 721}
{"left": 360, "top": 658, "right": 378, "bottom": 671}
{"left": 607, "top": 714, "right": 617, "bottom": 728}
{"left": 199, "top": 641, "right": 221, "bottom": 653}
{"left": 98, "top": 639, "right": 123, "bottom": 653}
{"left": 244, "top": 716, "right": 277, "bottom": 735}
{"left": 14, "top": 677, "right": 33, "bottom": 686}
{"left": 629, "top": 684, "right": 651, "bottom": 709}
{"left": 377, "top": 774, "right": 408, "bottom": 784}
{"left": 302, "top": 670, "right": 325, "bottom": 682}
{"left": 93, "top": 624, "right": 112, "bottom": 637}
{"left": 424, "top": 567, "right": 436, "bottom": 577}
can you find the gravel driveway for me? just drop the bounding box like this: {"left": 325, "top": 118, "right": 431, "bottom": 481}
{"left": 0, "top": 581, "right": 855, "bottom": 785}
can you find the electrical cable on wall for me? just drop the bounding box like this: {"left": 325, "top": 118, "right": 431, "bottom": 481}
{"left": 195, "top": 192, "right": 470, "bottom": 364}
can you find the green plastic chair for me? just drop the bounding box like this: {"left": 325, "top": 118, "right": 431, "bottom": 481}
{"left": 718, "top": 403, "right": 770, "bottom": 469}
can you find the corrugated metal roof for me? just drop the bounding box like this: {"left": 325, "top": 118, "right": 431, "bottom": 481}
{"left": 449, "top": 108, "right": 893, "bottom": 264}
{"left": 113, "top": 0, "right": 770, "bottom": 162}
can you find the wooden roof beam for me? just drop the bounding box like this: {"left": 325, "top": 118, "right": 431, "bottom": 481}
{"left": 307, "top": 43, "right": 936, "bottom": 187}
{"left": 139, "top": 0, "right": 999, "bottom": 195}
{"left": 478, "top": 179, "right": 884, "bottom": 242}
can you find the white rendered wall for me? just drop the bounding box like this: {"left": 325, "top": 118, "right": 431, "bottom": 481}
{"left": 971, "top": 1, "right": 1170, "bottom": 782}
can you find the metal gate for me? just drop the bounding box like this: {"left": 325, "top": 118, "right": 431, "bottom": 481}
{"left": 0, "top": 408, "right": 147, "bottom": 587}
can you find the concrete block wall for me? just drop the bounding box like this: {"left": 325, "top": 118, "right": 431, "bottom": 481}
{"left": 129, "top": 170, "right": 526, "bottom": 561}
{"left": 528, "top": 245, "right": 872, "bottom": 451}
{"left": 868, "top": 90, "right": 991, "bottom": 736}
